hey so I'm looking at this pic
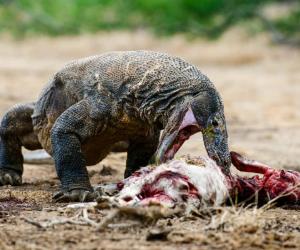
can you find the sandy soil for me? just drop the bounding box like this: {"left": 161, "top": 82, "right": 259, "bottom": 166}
{"left": 0, "top": 29, "right": 299, "bottom": 249}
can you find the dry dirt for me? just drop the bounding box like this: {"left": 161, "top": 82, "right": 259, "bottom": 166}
{"left": 0, "top": 29, "right": 299, "bottom": 249}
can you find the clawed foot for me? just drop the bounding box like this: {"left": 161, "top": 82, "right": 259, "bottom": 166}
{"left": 53, "top": 189, "right": 96, "bottom": 202}
{"left": 0, "top": 169, "right": 22, "bottom": 186}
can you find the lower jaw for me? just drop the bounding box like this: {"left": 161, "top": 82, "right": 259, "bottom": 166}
{"left": 163, "top": 126, "right": 199, "bottom": 161}
{"left": 164, "top": 142, "right": 185, "bottom": 161}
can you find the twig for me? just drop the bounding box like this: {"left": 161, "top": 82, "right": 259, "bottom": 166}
{"left": 22, "top": 216, "right": 86, "bottom": 229}
{"left": 107, "top": 222, "right": 141, "bottom": 229}
{"left": 81, "top": 208, "right": 99, "bottom": 227}
{"left": 22, "top": 208, "right": 99, "bottom": 229}
{"left": 96, "top": 210, "right": 119, "bottom": 231}
{"left": 66, "top": 202, "right": 97, "bottom": 209}
{"left": 261, "top": 183, "right": 300, "bottom": 210}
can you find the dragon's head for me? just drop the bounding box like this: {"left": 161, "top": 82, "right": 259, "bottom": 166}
{"left": 154, "top": 89, "right": 231, "bottom": 174}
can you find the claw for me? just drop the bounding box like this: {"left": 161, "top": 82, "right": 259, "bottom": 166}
{"left": 52, "top": 191, "right": 64, "bottom": 200}
{"left": 4, "top": 173, "right": 13, "bottom": 185}
{"left": 14, "top": 175, "right": 22, "bottom": 185}
{"left": 80, "top": 191, "right": 89, "bottom": 202}
{"left": 52, "top": 191, "right": 71, "bottom": 202}
{"left": 69, "top": 190, "right": 80, "bottom": 201}
{"left": 52, "top": 189, "right": 95, "bottom": 203}
{"left": 0, "top": 170, "right": 22, "bottom": 186}
{"left": 0, "top": 176, "right": 4, "bottom": 185}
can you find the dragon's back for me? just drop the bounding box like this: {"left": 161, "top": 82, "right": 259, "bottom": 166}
{"left": 56, "top": 50, "right": 209, "bottom": 91}
{"left": 32, "top": 51, "right": 216, "bottom": 148}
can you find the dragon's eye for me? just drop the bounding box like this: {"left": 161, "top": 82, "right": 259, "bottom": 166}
{"left": 212, "top": 119, "right": 219, "bottom": 127}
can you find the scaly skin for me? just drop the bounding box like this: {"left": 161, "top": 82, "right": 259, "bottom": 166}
{"left": 0, "top": 51, "right": 230, "bottom": 202}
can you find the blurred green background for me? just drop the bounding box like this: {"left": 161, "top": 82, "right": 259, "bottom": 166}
{"left": 0, "top": 0, "right": 299, "bottom": 42}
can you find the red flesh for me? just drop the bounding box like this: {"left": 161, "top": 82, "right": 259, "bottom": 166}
{"left": 165, "top": 125, "right": 200, "bottom": 160}
{"left": 138, "top": 171, "right": 200, "bottom": 204}
{"left": 229, "top": 152, "right": 300, "bottom": 205}
{"left": 230, "top": 152, "right": 272, "bottom": 174}
{"left": 117, "top": 152, "right": 300, "bottom": 207}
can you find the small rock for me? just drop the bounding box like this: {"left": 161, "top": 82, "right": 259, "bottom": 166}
{"left": 146, "top": 227, "right": 172, "bottom": 241}
{"left": 99, "top": 165, "right": 117, "bottom": 176}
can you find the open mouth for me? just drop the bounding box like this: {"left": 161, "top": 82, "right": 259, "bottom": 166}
{"left": 164, "top": 125, "right": 200, "bottom": 161}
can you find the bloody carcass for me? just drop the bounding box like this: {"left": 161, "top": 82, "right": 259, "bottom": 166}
{"left": 230, "top": 152, "right": 300, "bottom": 205}
{"left": 99, "top": 152, "right": 300, "bottom": 208}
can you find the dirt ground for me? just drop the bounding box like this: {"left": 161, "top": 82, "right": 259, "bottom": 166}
{"left": 0, "top": 29, "right": 299, "bottom": 249}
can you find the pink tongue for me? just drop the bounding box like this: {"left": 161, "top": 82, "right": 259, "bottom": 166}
{"left": 164, "top": 107, "right": 201, "bottom": 161}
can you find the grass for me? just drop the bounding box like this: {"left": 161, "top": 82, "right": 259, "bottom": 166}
{"left": 0, "top": 0, "right": 298, "bottom": 40}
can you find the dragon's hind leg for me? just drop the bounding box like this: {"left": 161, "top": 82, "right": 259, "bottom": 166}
{"left": 0, "top": 103, "right": 42, "bottom": 185}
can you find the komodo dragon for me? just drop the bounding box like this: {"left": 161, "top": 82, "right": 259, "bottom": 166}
{"left": 0, "top": 51, "right": 231, "bottom": 202}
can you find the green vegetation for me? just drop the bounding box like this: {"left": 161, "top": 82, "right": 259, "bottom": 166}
{"left": 275, "top": 8, "right": 300, "bottom": 38}
{"left": 0, "top": 0, "right": 299, "bottom": 40}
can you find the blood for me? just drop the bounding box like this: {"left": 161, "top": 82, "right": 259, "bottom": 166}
{"left": 123, "top": 170, "right": 201, "bottom": 205}
{"left": 117, "top": 152, "right": 300, "bottom": 207}
{"left": 122, "top": 196, "right": 133, "bottom": 202}
{"left": 117, "top": 165, "right": 211, "bottom": 206}
{"left": 165, "top": 125, "right": 200, "bottom": 160}
{"left": 116, "top": 182, "right": 124, "bottom": 190}
{"left": 230, "top": 152, "right": 272, "bottom": 174}
{"left": 229, "top": 152, "right": 300, "bottom": 205}
{"left": 138, "top": 184, "right": 165, "bottom": 200}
